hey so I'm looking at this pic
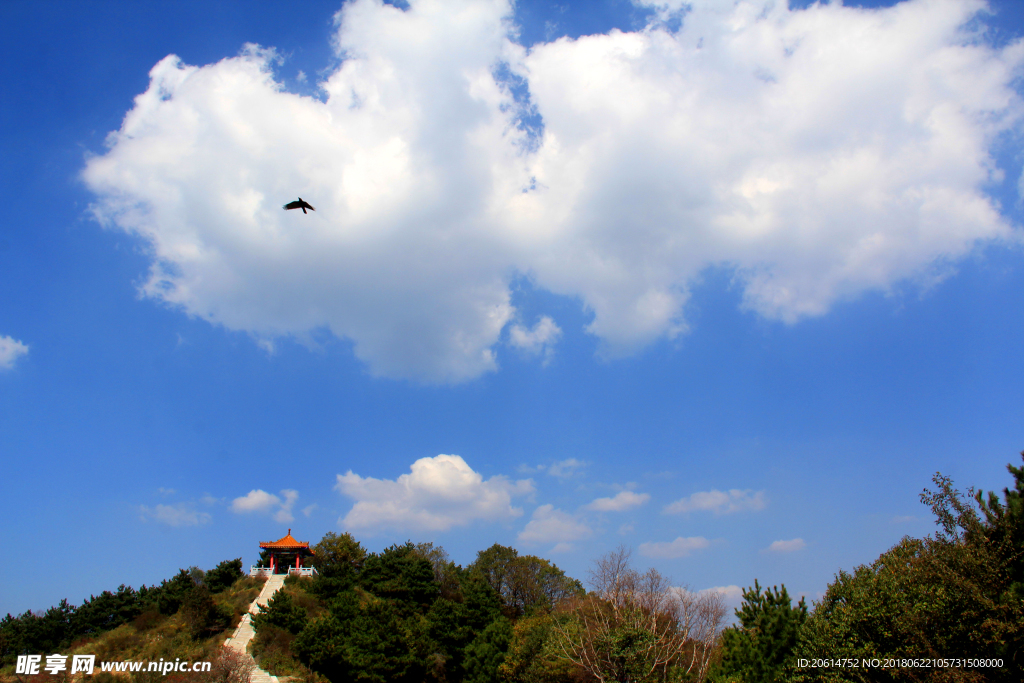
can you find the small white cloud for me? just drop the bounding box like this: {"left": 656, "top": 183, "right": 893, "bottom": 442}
{"left": 158, "top": 487, "right": 176, "bottom": 496}
{"left": 518, "top": 504, "right": 592, "bottom": 545}
{"left": 698, "top": 584, "right": 744, "bottom": 601}
{"left": 140, "top": 503, "right": 211, "bottom": 527}
{"left": 550, "top": 542, "right": 575, "bottom": 553}
{"left": 618, "top": 523, "right": 635, "bottom": 535}
{"left": 231, "top": 489, "right": 281, "bottom": 512}
{"left": 664, "top": 489, "right": 766, "bottom": 515}
{"left": 765, "top": 538, "right": 806, "bottom": 553}
{"left": 0, "top": 335, "right": 29, "bottom": 370}
{"left": 696, "top": 584, "right": 745, "bottom": 612}
{"left": 296, "top": 69, "right": 307, "bottom": 83}
{"left": 337, "top": 454, "right": 534, "bottom": 533}
{"left": 547, "top": 458, "right": 586, "bottom": 478}
{"left": 639, "top": 536, "right": 711, "bottom": 558}
{"left": 274, "top": 489, "right": 299, "bottom": 523}
{"left": 302, "top": 504, "right": 318, "bottom": 517}
{"left": 231, "top": 488, "right": 299, "bottom": 522}
{"left": 586, "top": 490, "right": 651, "bottom": 512}
{"left": 508, "top": 316, "right": 562, "bottom": 364}
{"left": 891, "top": 515, "right": 917, "bottom": 524}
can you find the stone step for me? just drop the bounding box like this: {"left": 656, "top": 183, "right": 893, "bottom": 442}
{"left": 222, "top": 575, "right": 288, "bottom": 683}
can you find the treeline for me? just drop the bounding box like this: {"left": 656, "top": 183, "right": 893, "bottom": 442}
{"left": 254, "top": 540, "right": 586, "bottom": 682}
{"left": 712, "top": 454, "right": 1024, "bottom": 683}
{"left": 252, "top": 539, "right": 726, "bottom": 683}
{"left": 0, "top": 559, "right": 245, "bottom": 666}
{"left": 3, "top": 452, "right": 1022, "bottom": 683}
{"left": 264, "top": 454, "right": 1024, "bottom": 683}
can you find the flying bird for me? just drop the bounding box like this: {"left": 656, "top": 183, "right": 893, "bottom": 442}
{"left": 283, "top": 198, "right": 315, "bottom": 214}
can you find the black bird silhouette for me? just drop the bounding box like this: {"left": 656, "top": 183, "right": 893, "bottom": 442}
{"left": 283, "top": 198, "right": 315, "bottom": 214}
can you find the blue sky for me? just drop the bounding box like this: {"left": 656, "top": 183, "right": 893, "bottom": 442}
{"left": 2, "top": 0, "right": 1024, "bottom": 617}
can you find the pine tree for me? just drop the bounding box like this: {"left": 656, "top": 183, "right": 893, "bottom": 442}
{"left": 711, "top": 581, "right": 806, "bottom": 683}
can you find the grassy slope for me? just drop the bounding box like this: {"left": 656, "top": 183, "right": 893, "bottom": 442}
{"left": 0, "top": 577, "right": 263, "bottom": 683}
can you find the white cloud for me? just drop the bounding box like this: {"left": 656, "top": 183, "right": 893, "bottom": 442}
{"left": 698, "top": 584, "right": 743, "bottom": 601}
{"left": 231, "top": 489, "right": 281, "bottom": 512}
{"left": 547, "top": 458, "right": 587, "bottom": 478}
{"left": 82, "top": 0, "right": 1024, "bottom": 381}
{"left": 586, "top": 490, "right": 651, "bottom": 511}
{"left": 337, "top": 454, "right": 533, "bottom": 533}
{"left": 518, "top": 504, "right": 592, "bottom": 545}
{"left": 696, "top": 584, "right": 744, "bottom": 611}
{"left": 140, "top": 503, "right": 211, "bottom": 527}
{"left": 664, "top": 489, "right": 766, "bottom": 515}
{"left": 639, "top": 536, "right": 711, "bottom": 558}
{"left": 0, "top": 336, "right": 29, "bottom": 370}
{"left": 231, "top": 488, "right": 299, "bottom": 522}
{"left": 765, "top": 538, "right": 806, "bottom": 553}
{"left": 275, "top": 490, "right": 300, "bottom": 523}
{"left": 508, "top": 316, "right": 562, "bottom": 363}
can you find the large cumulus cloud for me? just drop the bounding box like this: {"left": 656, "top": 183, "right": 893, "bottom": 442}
{"left": 83, "top": 0, "right": 1023, "bottom": 381}
{"left": 336, "top": 454, "right": 534, "bottom": 533}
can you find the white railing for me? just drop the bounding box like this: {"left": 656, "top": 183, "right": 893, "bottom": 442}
{"left": 249, "top": 565, "right": 318, "bottom": 577}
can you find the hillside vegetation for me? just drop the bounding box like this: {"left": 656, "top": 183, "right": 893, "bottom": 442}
{"left": 3, "top": 452, "right": 1023, "bottom": 683}
{"left": 0, "top": 560, "right": 261, "bottom": 682}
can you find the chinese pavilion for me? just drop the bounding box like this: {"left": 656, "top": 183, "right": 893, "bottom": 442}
{"left": 251, "top": 529, "right": 317, "bottom": 577}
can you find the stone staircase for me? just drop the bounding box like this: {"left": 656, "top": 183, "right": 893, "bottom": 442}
{"left": 224, "top": 574, "right": 287, "bottom": 683}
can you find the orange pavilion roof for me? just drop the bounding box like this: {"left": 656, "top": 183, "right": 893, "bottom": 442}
{"left": 259, "top": 529, "right": 314, "bottom": 552}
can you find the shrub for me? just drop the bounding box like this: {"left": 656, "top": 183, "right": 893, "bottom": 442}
{"left": 205, "top": 560, "right": 245, "bottom": 595}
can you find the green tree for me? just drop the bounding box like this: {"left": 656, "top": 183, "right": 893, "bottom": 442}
{"left": 359, "top": 543, "right": 438, "bottom": 611}
{"left": 156, "top": 568, "right": 200, "bottom": 615}
{"left": 252, "top": 590, "right": 307, "bottom": 635}
{"left": 423, "top": 597, "right": 472, "bottom": 680}
{"left": 295, "top": 595, "right": 425, "bottom": 683}
{"left": 461, "top": 570, "right": 504, "bottom": 632}
{"left": 499, "top": 612, "right": 579, "bottom": 683}
{"left": 294, "top": 609, "right": 356, "bottom": 682}
{"left": 795, "top": 460, "right": 1024, "bottom": 682}
{"left": 414, "top": 542, "right": 462, "bottom": 601}
{"left": 709, "top": 581, "right": 806, "bottom": 683}
{"left": 974, "top": 453, "right": 1024, "bottom": 599}
{"left": 0, "top": 600, "right": 77, "bottom": 664}
{"left": 310, "top": 531, "right": 367, "bottom": 600}
{"left": 471, "top": 544, "right": 583, "bottom": 618}
{"left": 180, "top": 586, "right": 229, "bottom": 640}
{"left": 344, "top": 598, "right": 424, "bottom": 683}
{"left": 71, "top": 585, "right": 143, "bottom": 637}
{"left": 463, "top": 616, "right": 513, "bottom": 683}
{"left": 205, "top": 558, "right": 245, "bottom": 594}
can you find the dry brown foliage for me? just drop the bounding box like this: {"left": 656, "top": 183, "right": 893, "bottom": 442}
{"left": 553, "top": 547, "right": 726, "bottom": 683}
